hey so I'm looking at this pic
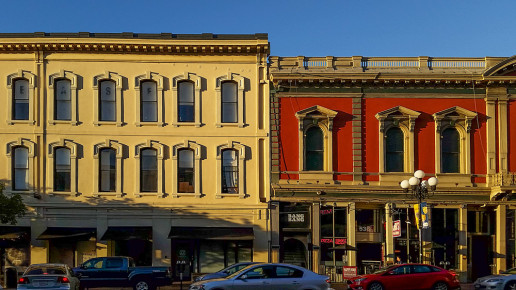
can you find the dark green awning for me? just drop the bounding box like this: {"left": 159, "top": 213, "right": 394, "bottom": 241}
{"left": 37, "top": 227, "right": 96, "bottom": 240}
{"left": 168, "top": 227, "right": 254, "bottom": 240}
{"left": 100, "top": 227, "right": 152, "bottom": 241}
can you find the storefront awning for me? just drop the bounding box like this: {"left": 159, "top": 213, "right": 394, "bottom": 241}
{"left": 37, "top": 227, "right": 96, "bottom": 240}
{"left": 0, "top": 226, "right": 30, "bottom": 239}
{"left": 168, "top": 227, "right": 254, "bottom": 240}
{"left": 100, "top": 226, "right": 152, "bottom": 241}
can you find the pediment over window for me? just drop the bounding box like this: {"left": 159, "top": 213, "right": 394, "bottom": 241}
{"left": 295, "top": 105, "right": 338, "bottom": 131}
{"left": 375, "top": 106, "right": 420, "bottom": 132}
{"left": 484, "top": 55, "right": 516, "bottom": 76}
{"left": 433, "top": 106, "right": 477, "bottom": 132}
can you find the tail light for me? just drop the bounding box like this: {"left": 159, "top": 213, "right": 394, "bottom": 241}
{"left": 325, "top": 278, "right": 331, "bottom": 283}
{"left": 18, "top": 277, "right": 29, "bottom": 284}
{"left": 57, "top": 276, "right": 70, "bottom": 283}
{"left": 450, "top": 271, "right": 459, "bottom": 282}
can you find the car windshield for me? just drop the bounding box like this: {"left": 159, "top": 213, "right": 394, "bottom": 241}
{"left": 372, "top": 265, "right": 398, "bottom": 274}
{"left": 503, "top": 268, "right": 516, "bottom": 274}
{"left": 220, "top": 264, "right": 250, "bottom": 275}
{"left": 26, "top": 266, "right": 66, "bottom": 275}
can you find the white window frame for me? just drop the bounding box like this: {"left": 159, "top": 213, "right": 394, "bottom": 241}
{"left": 93, "top": 140, "right": 124, "bottom": 197}
{"left": 47, "top": 139, "right": 78, "bottom": 195}
{"left": 135, "top": 140, "right": 164, "bottom": 197}
{"left": 433, "top": 106, "right": 477, "bottom": 175}
{"left": 171, "top": 141, "right": 202, "bottom": 198}
{"left": 215, "top": 73, "right": 245, "bottom": 128}
{"left": 6, "top": 138, "right": 36, "bottom": 194}
{"left": 172, "top": 73, "right": 202, "bottom": 127}
{"left": 48, "top": 70, "right": 79, "bottom": 125}
{"left": 135, "top": 72, "right": 165, "bottom": 127}
{"left": 93, "top": 72, "right": 123, "bottom": 126}
{"left": 7, "top": 70, "right": 36, "bottom": 125}
{"left": 216, "top": 141, "right": 246, "bottom": 198}
{"left": 295, "top": 105, "right": 337, "bottom": 182}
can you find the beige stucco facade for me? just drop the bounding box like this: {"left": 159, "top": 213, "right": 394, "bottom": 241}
{"left": 0, "top": 33, "right": 270, "bottom": 277}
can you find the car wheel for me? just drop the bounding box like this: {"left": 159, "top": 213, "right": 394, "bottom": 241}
{"left": 432, "top": 281, "right": 448, "bottom": 290}
{"left": 505, "top": 281, "right": 516, "bottom": 290}
{"left": 368, "top": 282, "right": 384, "bottom": 290}
{"left": 133, "top": 280, "right": 155, "bottom": 290}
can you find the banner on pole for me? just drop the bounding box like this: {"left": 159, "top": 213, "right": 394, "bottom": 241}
{"left": 413, "top": 202, "right": 429, "bottom": 229}
{"left": 393, "top": 220, "right": 401, "bottom": 237}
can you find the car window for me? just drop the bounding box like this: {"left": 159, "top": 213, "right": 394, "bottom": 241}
{"left": 412, "top": 265, "right": 432, "bottom": 273}
{"left": 389, "top": 265, "right": 411, "bottom": 275}
{"left": 430, "top": 266, "right": 443, "bottom": 272}
{"left": 106, "top": 258, "right": 123, "bottom": 268}
{"left": 83, "top": 258, "right": 104, "bottom": 269}
{"left": 504, "top": 268, "right": 516, "bottom": 274}
{"left": 275, "top": 266, "right": 303, "bottom": 278}
{"left": 243, "top": 266, "right": 274, "bottom": 279}
{"left": 26, "top": 266, "right": 66, "bottom": 275}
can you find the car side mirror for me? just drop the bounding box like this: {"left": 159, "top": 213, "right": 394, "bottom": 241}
{"left": 240, "top": 274, "right": 248, "bottom": 280}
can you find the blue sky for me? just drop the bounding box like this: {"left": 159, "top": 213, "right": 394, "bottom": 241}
{"left": 2, "top": 0, "right": 515, "bottom": 57}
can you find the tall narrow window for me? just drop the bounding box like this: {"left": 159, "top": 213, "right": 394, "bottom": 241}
{"left": 221, "top": 82, "right": 237, "bottom": 123}
{"left": 13, "top": 147, "right": 29, "bottom": 190}
{"left": 385, "top": 127, "right": 404, "bottom": 172}
{"left": 222, "top": 149, "right": 238, "bottom": 193}
{"left": 99, "top": 148, "right": 116, "bottom": 192}
{"left": 305, "top": 127, "right": 324, "bottom": 171}
{"left": 55, "top": 79, "right": 71, "bottom": 120}
{"left": 99, "top": 80, "right": 116, "bottom": 121}
{"left": 54, "top": 148, "right": 71, "bottom": 192}
{"left": 141, "top": 81, "right": 157, "bottom": 122}
{"left": 442, "top": 128, "right": 460, "bottom": 173}
{"left": 13, "top": 79, "right": 29, "bottom": 120}
{"left": 141, "top": 149, "right": 157, "bottom": 192}
{"left": 178, "top": 149, "right": 194, "bottom": 193}
{"left": 178, "top": 81, "right": 194, "bottom": 122}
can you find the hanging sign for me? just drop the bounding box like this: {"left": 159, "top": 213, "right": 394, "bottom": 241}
{"left": 413, "top": 202, "right": 429, "bottom": 229}
{"left": 393, "top": 220, "right": 401, "bottom": 237}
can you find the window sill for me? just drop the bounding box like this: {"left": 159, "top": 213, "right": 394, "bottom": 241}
{"left": 215, "top": 122, "right": 245, "bottom": 128}
{"left": 298, "top": 171, "right": 334, "bottom": 184}
{"left": 135, "top": 192, "right": 164, "bottom": 198}
{"left": 94, "top": 121, "right": 123, "bottom": 127}
{"left": 92, "top": 192, "right": 123, "bottom": 198}
{"left": 172, "top": 192, "right": 201, "bottom": 198}
{"left": 171, "top": 122, "right": 201, "bottom": 128}
{"left": 49, "top": 191, "right": 78, "bottom": 196}
{"left": 135, "top": 121, "right": 164, "bottom": 127}
{"left": 216, "top": 192, "right": 245, "bottom": 199}
{"left": 7, "top": 120, "right": 35, "bottom": 125}
{"left": 49, "top": 120, "right": 78, "bottom": 125}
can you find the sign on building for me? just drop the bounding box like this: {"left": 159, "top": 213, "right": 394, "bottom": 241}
{"left": 393, "top": 220, "right": 401, "bottom": 237}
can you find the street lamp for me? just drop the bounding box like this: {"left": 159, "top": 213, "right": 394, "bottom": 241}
{"left": 400, "top": 170, "right": 438, "bottom": 263}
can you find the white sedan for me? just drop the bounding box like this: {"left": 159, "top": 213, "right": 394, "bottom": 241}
{"left": 474, "top": 268, "right": 516, "bottom": 290}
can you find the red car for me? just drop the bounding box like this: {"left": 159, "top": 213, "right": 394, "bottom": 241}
{"left": 347, "top": 263, "right": 460, "bottom": 290}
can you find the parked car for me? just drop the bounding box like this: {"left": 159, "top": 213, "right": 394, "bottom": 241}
{"left": 347, "top": 264, "right": 460, "bottom": 290}
{"left": 189, "top": 262, "right": 330, "bottom": 290}
{"left": 194, "top": 262, "right": 260, "bottom": 281}
{"left": 73, "top": 256, "right": 171, "bottom": 290}
{"left": 473, "top": 267, "right": 516, "bottom": 290}
{"left": 17, "top": 263, "right": 80, "bottom": 290}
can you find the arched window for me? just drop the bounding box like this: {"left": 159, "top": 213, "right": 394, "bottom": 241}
{"left": 13, "top": 147, "right": 29, "bottom": 190}
{"left": 178, "top": 81, "right": 194, "bottom": 122}
{"left": 222, "top": 149, "right": 238, "bottom": 193}
{"left": 55, "top": 79, "right": 71, "bottom": 121}
{"left": 140, "top": 148, "right": 157, "bottom": 192}
{"left": 54, "top": 147, "right": 71, "bottom": 192}
{"left": 13, "top": 79, "right": 29, "bottom": 120}
{"left": 99, "top": 148, "right": 116, "bottom": 192}
{"left": 99, "top": 80, "right": 116, "bottom": 121}
{"left": 141, "top": 81, "right": 157, "bottom": 122}
{"left": 178, "top": 149, "right": 194, "bottom": 193}
{"left": 305, "top": 127, "right": 324, "bottom": 171}
{"left": 385, "top": 127, "right": 404, "bottom": 172}
{"left": 221, "top": 81, "right": 238, "bottom": 123}
{"left": 441, "top": 128, "right": 460, "bottom": 173}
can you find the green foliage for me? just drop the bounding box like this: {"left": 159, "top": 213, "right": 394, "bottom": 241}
{"left": 0, "top": 182, "right": 27, "bottom": 224}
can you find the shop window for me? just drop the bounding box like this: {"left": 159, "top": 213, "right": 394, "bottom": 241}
{"left": 320, "top": 206, "right": 347, "bottom": 265}
{"left": 356, "top": 209, "right": 382, "bottom": 233}
{"left": 99, "top": 148, "right": 116, "bottom": 192}
{"left": 385, "top": 127, "right": 404, "bottom": 172}
{"left": 431, "top": 208, "right": 458, "bottom": 269}
{"left": 507, "top": 210, "right": 516, "bottom": 269}
{"left": 140, "top": 81, "right": 158, "bottom": 122}
{"left": 54, "top": 148, "right": 71, "bottom": 192}
{"left": 222, "top": 149, "right": 239, "bottom": 194}
{"left": 441, "top": 128, "right": 460, "bottom": 173}
{"left": 305, "top": 127, "right": 324, "bottom": 171}
{"left": 13, "top": 147, "right": 29, "bottom": 191}
{"left": 178, "top": 149, "right": 194, "bottom": 193}
{"left": 140, "top": 148, "right": 158, "bottom": 193}
{"left": 178, "top": 81, "right": 195, "bottom": 122}
{"left": 394, "top": 208, "right": 420, "bottom": 264}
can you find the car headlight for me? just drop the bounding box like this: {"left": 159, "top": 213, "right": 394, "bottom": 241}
{"left": 189, "top": 285, "right": 205, "bottom": 290}
{"left": 194, "top": 275, "right": 204, "bottom": 282}
{"left": 355, "top": 278, "right": 367, "bottom": 283}
{"left": 485, "top": 278, "right": 502, "bottom": 283}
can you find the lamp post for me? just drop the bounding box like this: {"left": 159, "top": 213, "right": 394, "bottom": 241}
{"left": 400, "top": 170, "right": 438, "bottom": 264}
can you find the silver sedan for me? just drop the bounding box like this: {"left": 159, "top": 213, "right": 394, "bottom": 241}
{"left": 474, "top": 268, "right": 516, "bottom": 290}
{"left": 17, "top": 263, "right": 80, "bottom": 290}
{"left": 189, "top": 263, "right": 331, "bottom": 290}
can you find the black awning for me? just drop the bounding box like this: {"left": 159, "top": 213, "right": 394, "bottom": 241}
{"left": 0, "top": 226, "right": 30, "bottom": 239}
{"left": 100, "top": 227, "right": 152, "bottom": 241}
{"left": 37, "top": 227, "right": 96, "bottom": 240}
{"left": 168, "top": 227, "right": 254, "bottom": 240}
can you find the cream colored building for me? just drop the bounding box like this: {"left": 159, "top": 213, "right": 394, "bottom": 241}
{"left": 0, "top": 32, "right": 270, "bottom": 280}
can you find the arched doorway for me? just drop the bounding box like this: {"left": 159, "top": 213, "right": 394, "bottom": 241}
{"left": 282, "top": 238, "right": 307, "bottom": 268}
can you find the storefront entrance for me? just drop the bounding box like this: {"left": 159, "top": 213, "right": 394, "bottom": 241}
{"left": 470, "top": 235, "right": 492, "bottom": 281}
{"left": 356, "top": 243, "right": 382, "bottom": 275}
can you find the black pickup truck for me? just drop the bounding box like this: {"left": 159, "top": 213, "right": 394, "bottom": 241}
{"left": 73, "top": 256, "right": 171, "bottom": 290}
